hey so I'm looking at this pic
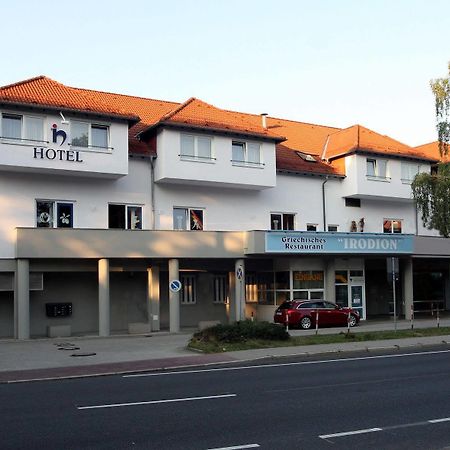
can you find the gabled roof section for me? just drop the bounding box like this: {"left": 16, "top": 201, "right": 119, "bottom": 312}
{"left": 0, "top": 76, "right": 140, "bottom": 123}
{"left": 139, "top": 97, "right": 286, "bottom": 142}
{"left": 415, "top": 141, "right": 449, "bottom": 163}
{"left": 323, "top": 125, "right": 438, "bottom": 162}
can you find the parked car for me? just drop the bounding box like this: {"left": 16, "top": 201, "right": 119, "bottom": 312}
{"left": 274, "top": 300, "right": 360, "bottom": 329}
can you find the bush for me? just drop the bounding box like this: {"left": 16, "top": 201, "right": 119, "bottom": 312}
{"left": 193, "top": 320, "right": 289, "bottom": 343}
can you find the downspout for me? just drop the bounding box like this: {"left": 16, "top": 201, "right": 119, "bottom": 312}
{"left": 149, "top": 155, "right": 156, "bottom": 230}
{"left": 322, "top": 176, "right": 329, "bottom": 231}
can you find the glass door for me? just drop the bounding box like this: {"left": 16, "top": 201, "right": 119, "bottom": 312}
{"left": 350, "top": 285, "right": 364, "bottom": 319}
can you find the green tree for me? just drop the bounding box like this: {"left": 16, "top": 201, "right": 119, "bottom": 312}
{"left": 412, "top": 63, "right": 450, "bottom": 237}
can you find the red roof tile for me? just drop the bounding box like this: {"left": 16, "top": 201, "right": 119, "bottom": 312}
{"left": 324, "top": 125, "right": 438, "bottom": 162}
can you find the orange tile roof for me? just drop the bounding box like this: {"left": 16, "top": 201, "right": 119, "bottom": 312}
{"left": 0, "top": 76, "right": 439, "bottom": 175}
{"left": 415, "top": 141, "right": 449, "bottom": 162}
{"left": 0, "top": 76, "right": 139, "bottom": 122}
{"left": 141, "top": 97, "right": 285, "bottom": 141}
{"left": 323, "top": 125, "right": 438, "bottom": 162}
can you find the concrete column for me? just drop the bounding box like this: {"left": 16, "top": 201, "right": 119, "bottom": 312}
{"left": 147, "top": 266, "right": 160, "bottom": 332}
{"left": 168, "top": 259, "right": 180, "bottom": 333}
{"left": 14, "top": 259, "right": 30, "bottom": 340}
{"left": 98, "top": 258, "right": 110, "bottom": 337}
{"left": 228, "top": 271, "right": 236, "bottom": 323}
{"left": 403, "top": 258, "right": 414, "bottom": 320}
{"left": 235, "top": 259, "right": 245, "bottom": 321}
{"left": 325, "top": 258, "right": 336, "bottom": 303}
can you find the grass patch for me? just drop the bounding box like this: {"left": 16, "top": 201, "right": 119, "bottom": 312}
{"left": 188, "top": 324, "right": 450, "bottom": 353}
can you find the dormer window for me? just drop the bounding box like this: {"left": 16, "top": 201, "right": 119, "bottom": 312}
{"left": 1, "top": 113, "right": 44, "bottom": 143}
{"left": 180, "top": 134, "right": 213, "bottom": 161}
{"left": 366, "top": 158, "right": 389, "bottom": 181}
{"left": 296, "top": 151, "right": 316, "bottom": 162}
{"left": 71, "top": 121, "right": 109, "bottom": 150}
{"left": 232, "top": 141, "right": 262, "bottom": 166}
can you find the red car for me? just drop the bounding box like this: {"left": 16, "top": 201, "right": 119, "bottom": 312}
{"left": 274, "top": 300, "right": 360, "bottom": 329}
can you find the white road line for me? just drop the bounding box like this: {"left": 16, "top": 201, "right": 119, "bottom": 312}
{"left": 319, "top": 428, "right": 383, "bottom": 439}
{"left": 77, "top": 393, "right": 236, "bottom": 410}
{"left": 429, "top": 417, "right": 450, "bottom": 423}
{"left": 123, "top": 349, "right": 450, "bottom": 378}
{"left": 206, "top": 444, "right": 260, "bottom": 450}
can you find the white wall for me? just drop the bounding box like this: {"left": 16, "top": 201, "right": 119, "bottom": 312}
{"left": 0, "top": 108, "right": 129, "bottom": 178}
{"left": 0, "top": 159, "right": 152, "bottom": 258}
{"left": 154, "top": 129, "right": 277, "bottom": 189}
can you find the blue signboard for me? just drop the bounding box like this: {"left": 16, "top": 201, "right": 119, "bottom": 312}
{"left": 265, "top": 232, "right": 413, "bottom": 254}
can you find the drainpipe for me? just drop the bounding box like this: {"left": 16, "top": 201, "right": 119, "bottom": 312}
{"left": 322, "top": 176, "right": 329, "bottom": 231}
{"left": 149, "top": 155, "right": 156, "bottom": 230}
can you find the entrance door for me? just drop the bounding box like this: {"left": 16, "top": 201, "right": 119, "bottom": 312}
{"left": 350, "top": 285, "right": 364, "bottom": 319}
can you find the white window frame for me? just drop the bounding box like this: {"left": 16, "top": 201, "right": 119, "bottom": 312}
{"left": 181, "top": 275, "right": 197, "bottom": 304}
{"left": 1, "top": 113, "right": 46, "bottom": 144}
{"left": 306, "top": 223, "right": 318, "bottom": 231}
{"left": 180, "top": 133, "right": 214, "bottom": 162}
{"left": 383, "top": 218, "right": 403, "bottom": 234}
{"left": 108, "top": 204, "right": 143, "bottom": 230}
{"left": 36, "top": 200, "right": 74, "bottom": 228}
{"left": 366, "top": 158, "right": 390, "bottom": 181}
{"left": 213, "top": 274, "right": 228, "bottom": 304}
{"left": 401, "top": 162, "right": 420, "bottom": 184}
{"left": 231, "top": 141, "right": 263, "bottom": 167}
{"left": 327, "top": 224, "right": 339, "bottom": 232}
{"left": 270, "top": 212, "right": 295, "bottom": 230}
{"left": 70, "top": 120, "right": 110, "bottom": 151}
{"left": 173, "top": 207, "right": 205, "bottom": 231}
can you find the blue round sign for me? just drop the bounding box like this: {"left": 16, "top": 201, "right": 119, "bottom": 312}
{"left": 169, "top": 279, "right": 182, "bottom": 292}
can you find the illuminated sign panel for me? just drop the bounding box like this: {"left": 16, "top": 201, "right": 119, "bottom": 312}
{"left": 265, "top": 232, "right": 413, "bottom": 254}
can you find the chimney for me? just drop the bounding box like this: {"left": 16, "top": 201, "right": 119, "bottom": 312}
{"left": 260, "top": 113, "right": 268, "bottom": 129}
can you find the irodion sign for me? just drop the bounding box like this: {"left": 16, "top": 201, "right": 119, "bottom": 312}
{"left": 265, "top": 232, "right": 413, "bottom": 254}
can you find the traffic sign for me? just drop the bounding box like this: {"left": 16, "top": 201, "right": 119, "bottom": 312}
{"left": 169, "top": 279, "right": 182, "bottom": 292}
{"left": 236, "top": 266, "right": 243, "bottom": 280}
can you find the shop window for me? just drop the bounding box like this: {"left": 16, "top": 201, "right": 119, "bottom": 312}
{"left": 383, "top": 219, "right": 402, "bottom": 234}
{"left": 36, "top": 200, "right": 73, "bottom": 228}
{"left": 173, "top": 207, "right": 204, "bottom": 230}
{"left": 213, "top": 274, "right": 228, "bottom": 303}
{"left": 71, "top": 121, "right": 109, "bottom": 149}
{"left": 108, "top": 204, "right": 142, "bottom": 230}
{"left": 306, "top": 224, "right": 317, "bottom": 231}
{"left": 1, "top": 113, "right": 44, "bottom": 142}
{"left": 232, "top": 141, "right": 263, "bottom": 166}
{"left": 180, "top": 134, "right": 213, "bottom": 161}
{"left": 366, "top": 158, "right": 389, "bottom": 180}
{"left": 270, "top": 213, "right": 295, "bottom": 230}
{"left": 246, "top": 272, "right": 275, "bottom": 305}
{"left": 181, "top": 275, "right": 196, "bottom": 304}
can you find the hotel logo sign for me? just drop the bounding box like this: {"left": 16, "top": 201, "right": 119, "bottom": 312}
{"left": 33, "top": 124, "right": 83, "bottom": 163}
{"left": 265, "top": 232, "right": 413, "bottom": 254}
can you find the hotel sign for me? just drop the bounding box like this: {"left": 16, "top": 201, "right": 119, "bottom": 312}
{"left": 265, "top": 232, "right": 413, "bottom": 254}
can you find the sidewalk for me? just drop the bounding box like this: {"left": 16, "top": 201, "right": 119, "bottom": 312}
{"left": 1, "top": 317, "right": 449, "bottom": 383}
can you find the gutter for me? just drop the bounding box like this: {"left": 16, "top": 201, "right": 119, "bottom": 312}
{"left": 322, "top": 176, "right": 329, "bottom": 231}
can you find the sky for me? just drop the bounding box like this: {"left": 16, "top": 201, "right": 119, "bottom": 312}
{"left": 1, "top": 0, "right": 449, "bottom": 147}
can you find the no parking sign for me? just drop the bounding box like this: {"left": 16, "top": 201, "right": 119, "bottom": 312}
{"left": 169, "top": 279, "right": 182, "bottom": 292}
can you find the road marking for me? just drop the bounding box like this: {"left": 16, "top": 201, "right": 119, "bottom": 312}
{"left": 320, "top": 416, "right": 450, "bottom": 440}
{"left": 123, "top": 349, "right": 450, "bottom": 378}
{"left": 77, "top": 393, "right": 236, "bottom": 410}
{"left": 429, "top": 417, "right": 450, "bottom": 423}
{"left": 207, "top": 445, "right": 260, "bottom": 450}
{"left": 320, "top": 428, "right": 382, "bottom": 439}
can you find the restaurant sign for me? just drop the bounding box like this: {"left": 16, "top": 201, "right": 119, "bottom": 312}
{"left": 265, "top": 232, "right": 413, "bottom": 254}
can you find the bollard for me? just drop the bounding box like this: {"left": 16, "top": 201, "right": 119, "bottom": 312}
{"left": 347, "top": 311, "right": 351, "bottom": 334}
{"left": 411, "top": 304, "right": 414, "bottom": 330}
{"left": 285, "top": 311, "right": 289, "bottom": 332}
{"left": 315, "top": 309, "right": 319, "bottom": 335}
{"left": 251, "top": 311, "right": 254, "bottom": 322}
{"left": 437, "top": 308, "right": 440, "bottom": 329}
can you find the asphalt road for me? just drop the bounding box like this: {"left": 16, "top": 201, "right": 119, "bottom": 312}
{"left": 1, "top": 346, "right": 450, "bottom": 450}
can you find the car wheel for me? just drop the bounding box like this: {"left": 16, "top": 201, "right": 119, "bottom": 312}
{"left": 300, "top": 316, "right": 312, "bottom": 329}
{"left": 348, "top": 314, "right": 357, "bottom": 327}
